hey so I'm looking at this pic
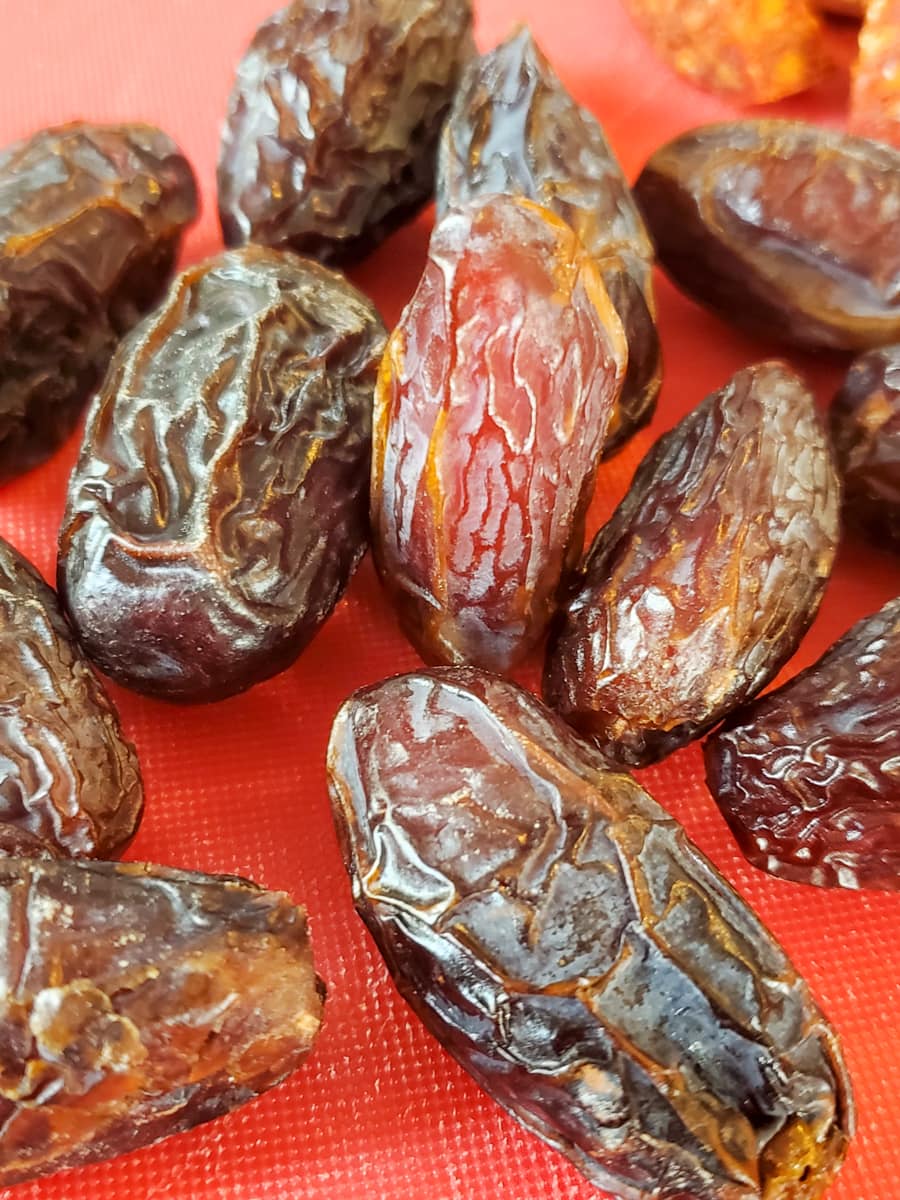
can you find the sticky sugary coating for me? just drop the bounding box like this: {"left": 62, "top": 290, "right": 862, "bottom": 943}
{"left": 850, "top": 0, "right": 900, "bottom": 148}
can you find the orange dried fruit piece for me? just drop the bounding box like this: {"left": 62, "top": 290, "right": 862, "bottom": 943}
{"left": 850, "top": 0, "right": 900, "bottom": 148}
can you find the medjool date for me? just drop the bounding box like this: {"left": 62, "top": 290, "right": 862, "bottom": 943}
{"left": 59, "top": 246, "right": 386, "bottom": 703}
{"left": 544, "top": 363, "right": 840, "bottom": 768}
{"left": 328, "top": 667, "right": 854, "bottom": 1200}
{"left": 436, "top": 27, "right": 659, "bottom": 455}
{"left": 0, "top": 122, "right": 197, "bottom": 481}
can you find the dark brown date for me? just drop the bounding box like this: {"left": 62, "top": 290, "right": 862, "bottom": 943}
{"left": 706, "top": 599, "right": 900, "bottom": 891}
{"left": 328, "top": 667, "right": 854, "bottom": 1200}
{"left": 634, "top": 120, "right": 900, "bottom": 351}
{"left": 0, "top": 858, "right": 324, "bottom": 1187}
{"left": 830, "top": 344, "right": 900, "bottom": 551}
{"left": 0, "top": 825, "right": 59, "bottom": 859}
{"left": 59, "top": 246, "right": 386, "bottom": 703}
{"left": 544, "top": 362, "right": 840, "bottom": 768}
{"left": 0, "top": 123, "right": 197, "bottom": 482}
{"left": 217, "top": 0, "right": 474, "bottom": 263}
{"left": 436, "top": 27, "right": 660, "bottom": 455}
{"left": 0, "top": 537, "right": 142, "bottom": 858}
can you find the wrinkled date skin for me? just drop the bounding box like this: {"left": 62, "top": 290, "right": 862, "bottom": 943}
{"left": 218, "top": 0, "right": 474, "bottom": 263}
{"left": 371, "top": 195, "right": 627, "bottom": 672}
{"left": 0, "top": 858, "right": 324, "bottom": 1188}
{"left": 635, "top": 121, "right": 900, "bottom": 351}
{"left": 0, "top": 123, "right": 197, "bottom": 482}
{"left": 706, "top": 599, "right": 900, "bottom": 892}
{"left": 830, "top": 344, "right": 900, "bottom": 551}
{"left": 59, "top": 246, "right": 386, "bottom": 703}
{"left": 850, "top": 0, "right": 900, "bottom": 148}
{"left": 544, "top": 363, "right": 840, "bottom": 769}
{"left": 328, "top": 668, "right": 854, "bottom": 1200}
{"left": 436, "top": 27, "right": 659, "bottom": 456}
{"left": 0, "top": 537, "right": 142, "bottom": 858}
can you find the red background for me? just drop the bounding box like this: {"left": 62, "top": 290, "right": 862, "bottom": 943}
{"left": 0, "top": 2, "right": 897, "bottom": 1197}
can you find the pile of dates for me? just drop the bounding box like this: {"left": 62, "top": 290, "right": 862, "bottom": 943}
{"left": 4, "top": 0, "right": 900, "bottom": 1193}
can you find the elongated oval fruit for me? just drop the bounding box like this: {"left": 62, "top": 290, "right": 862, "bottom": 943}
{"left": 436, "top": 26, "right": 660, "bottom": 456}
{"left": 371, "top": 195, "right": 627, "bottom": 672}
{"left": 634, "top": 121, "right": 900, "bottom": 351}
{"left": 0, "top": 122, "right": 197, "bottom": 482}
{"left": 544, "top": 362, "right": 841, "bottom": 768}
{"left": 59, "top": 246, "right": 387, "bottom": 703}
{"left": 328, "top": 667, "right": 854, "bottom": 1200}
{"left": 0, "top": 537, "right": 142, "bottom": 858}
{"left": 706, "top": 598, "right": 900, "bottom": 892}
{"left": 217, "top": 0, "right": 473, "bottom": 262}
{"left": 0, "top": 858, "right": 323, "bottom": 1188}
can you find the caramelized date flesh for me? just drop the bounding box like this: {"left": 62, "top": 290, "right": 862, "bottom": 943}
{"left": 371, "top": 195, "right": 627, "bottom": 672}
{"left": 59, "top": 246, "right": 386, "bottom": 703}
{"left": 0, "top": 537, "right": 142, "bottom": 858}
{"left": 436, "top": 27, "right": 660, "bottom": 455}
{"left": 544, "top": 363, "right": 840, "bottom": 768}
{"left": 328, "top": 668, "right": 854, "bottom": 1200}
{"left": 0, "top": 123, "right": 197, "bottom": 481}
{"left": 635, "top": 121, "right": 900, "bottom": 351}
{"left": 0, "top": 859, "right": 323, "bottom": 1187}
{"left": 706, "top": 599, "right": 900, "bottom": 891}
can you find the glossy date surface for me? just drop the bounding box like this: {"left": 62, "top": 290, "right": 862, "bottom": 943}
{"left": 218, "top": 0, "right": 473, "bottom": 262}
{"left": 544, "top": 363, "right": 840, "bottom": 768}
{"left": 371, "top": 195, "right": 627, "bottom": 672}
{"left": 0, "top": 537, "right": 142, "bottom": 859}
{"left": 328, "top": 667, "right": 854, "bottom": 1200}
{"left": 436, "top": 27, "right": 659, "bottom": 455}
{"left": 634, "top": 120, "right": 900, "bottom": 351}
{"left": 0, "top": 858, "right": 324, "bottom": 1188}
{"left": 0, "top": 122, "right": 197, "bottom": 482}
{"left": 706, "top": 598, "right": 900, "bottom": 892}
{"left": 59, "top": 246, "right": 386, "bottom": 703}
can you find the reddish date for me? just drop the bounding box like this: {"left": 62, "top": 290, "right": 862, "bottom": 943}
{"left": 59, "top": 246, "right": 386, "bottom": 703}
{"left": 635, "top": 120, "right": 900, "bottom": 351}
{"left": 371, "top": 195, "right": 627, "bottom": 672}
{"left": 706, "top": 599, "right": 900, "bottom": 892}
{"left": 0, "top": 858, "right": 323, "bottom": 1187}
{"left": 544, "top": 363, "right": 840, "bottom": 768}
{"left": 0, "top": 123, "right": 197, "bottom": 481}
{"left": 436, "top": 27, "right": 659, "bottom": 455}
{"left": 328, "top": 667, "right": 854, "bottom": 1200}
{"left": 0, "top": 537, "right": 142, "bottom": 859}
{"left": 218, "top": 0, "right": 473, "bottom": 262}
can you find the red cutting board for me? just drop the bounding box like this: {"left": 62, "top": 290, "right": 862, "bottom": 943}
{"left": 0, "top": 2, "right": 897, "bottom": 1197}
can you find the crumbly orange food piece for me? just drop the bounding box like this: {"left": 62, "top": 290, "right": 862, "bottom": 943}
{"left": 850, "top": 0, "right": 900, "bottom": 147}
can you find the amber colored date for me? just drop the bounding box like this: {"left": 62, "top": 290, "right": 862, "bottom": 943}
{"left": 0, "top": 123, "right": 197, "bottom": 482}
{"left": 59, "top": 246, "right": 386, "bottom": 703}
{"left": 371, "top": 195, "right": 627, "bottom": 672}
{"left": 328, "top": 668, "right": 854, "bottom": 1200}
{"left": 544, "top": 363, "right": 840, "bottom": 768}
{"left": 218, "top": 0, "right": 473, "bottom": 262}
{"left": 850, "top": 0, "right": 900, "bottom": 148}
{"left": 436, "top": 27, "right": 660, "bottom": 456}
{"left": 635, "top": 120, "right": 900, "bottom": 351}
{"left": 0, "top": 537, "right": 142, "bottom": 859}
{"left": 0, "top": 858, "right": 323, "bottom": 1188}
{"left": 706, "top": 599, "right": 900, "bottom": 892}
{"left": 830, "top": 344, "right": 900, "bottom": 551}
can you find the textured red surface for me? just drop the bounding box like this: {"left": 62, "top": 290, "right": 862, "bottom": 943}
{"left": 0, "top": 2, "right": 896, "bottom": 1198}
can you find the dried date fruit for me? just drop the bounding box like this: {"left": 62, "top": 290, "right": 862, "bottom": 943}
{"left": 59, "top": 246, "right": 386, "bottom": 703}
{"left": 0, "top": 122, "right": 197, "bottom": 482}
{"left": 0, "top": 857, "right": 324, "bottom": 1187}
{"left": 217, "top": 0, "right": 473, "bottom": 263}
{"left": 830, "top": 344, "right": 900, "bottom": 551}
{"left": 850, "top": 0, "right": 900, "bottom": 148}
{"left": 328, "top": 667, "right": 854, "bottom": 1200}
{"left": 634, "top": 120, "right": 900, "bottom": 351}
{"left": 0, "top": 825, "right": 59, "bottom": 859}
{"left": 621, "top": 0, "right": 827, "bottom": 104}
{"left": 706, "top": 599, "right": 900, "bottom": 891}
{"left": 544, "top": 363, "right": 840, "bottom": 769}
{"left": 371, "top": 195, "right": 627, "bottom": 672}
{"left": 0, "top": 537, "right": 142, "bottom": 858}
{"left": 436, "top": 27, "right": 660, "bottom": 456}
